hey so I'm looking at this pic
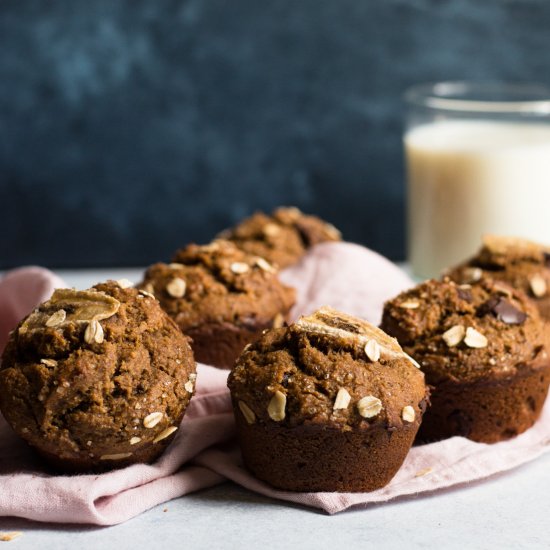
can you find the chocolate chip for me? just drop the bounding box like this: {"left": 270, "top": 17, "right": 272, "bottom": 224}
{"left": 494, "top": 299, "right": 527, "bottom": 325}
{"left": 478, "top": 296, "right": 500, "bottom": 317}
{"left": 544, "top": 252, "right": 550, "bottom": 268}
{"left": 479, "top": 296, "right": 526, "bottom": 324}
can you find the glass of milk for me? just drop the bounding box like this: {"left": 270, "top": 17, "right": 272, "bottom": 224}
{"left": 404, "top": 81, "right": 550, "bottom": 279}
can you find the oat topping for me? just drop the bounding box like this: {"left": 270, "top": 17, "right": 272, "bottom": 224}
{"left": 130, "top": 437, "right": 141, "bottom": 445}
{"left": 116, "top": 278, "right": 134, "bottom": 289}
{"left": 364, "top": 339, "right": 381, "bottom": 362}
{"left": 462, "top": 267, "right": 483, "bottom": 283}
{"left": 267, "top": 390, "right": 286, "bottom": 421}
{"left": 84, "top": 319, "right": 104, "bottom": 344}
{"left": 262, "top": 223, "right": 281, "bottom": 237}
{"left": 255, "top": 257, "right": 276, "bottom": 273}
{"left": 143, "top": 412, "right": 163, "bottom": 428}
{"left": 40, "top": 358, "right": 58, "bottom": 367}
{"left": 272, "top": 313, "right": 285, "bottom": 328}
{"left": 230, "top": 262, "right": 250, "bottom": 274}
{"left": 442, "top": 325, "right": 466, "bottom": 347}
{"left": 464, "top": 327, "right": 488, "bottom": 349}
{"left": 143, "top": 283, "right": 155, "bottom": 295}
{"left": 45, "top": 309, "right": 66, "bottom": 327}
{"left": 357, "top": 395, "right": 383, "bottom": 418}
{"left": 530, "top": 274, "right": 547, "bottom": 298}
{"left": 402, "top": 405, "right": 415, "bottom": 422}
{"left": 166, "top": 277, "right": 186, "bottom": 298}
{"left": 333, "top": 388, "right": 352, "bottom": 410}
{"left": 399, "top": 301, "right": 420, "bottom": 309}
{"left": 153, "top": 426, "right": 178, "bottom": 443}
{"left": 238, "top": 401, "right": 256, "bottom": 424}
{"left": 405, "top": 353, "right": 421, "bottom": 369}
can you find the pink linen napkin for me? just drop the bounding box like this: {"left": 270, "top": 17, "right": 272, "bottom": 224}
{"left": 1, "top": 244, "right": 550, "bottom": 524}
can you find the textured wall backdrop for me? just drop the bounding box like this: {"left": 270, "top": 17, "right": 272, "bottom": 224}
{"left": 1, "top": 0, "right": 549, "bottom": 268}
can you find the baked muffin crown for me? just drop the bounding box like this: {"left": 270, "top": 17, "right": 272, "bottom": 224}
{"left": 218, "top": 206, "right": 341, "bottom": 268}
{"left": 140, "top": 240, "right": 295, "bottom": 329}
{"left": 0, "top": 280, "right": 196, "bottom": 471}
{"left": 381, "top": 277, "right": 547, "bottom": 384}
{"left": 447, "top": 235, "right": 550, "bottom": 320}
{"left": 228, "top": 307, "right": 427, "bottom": 431}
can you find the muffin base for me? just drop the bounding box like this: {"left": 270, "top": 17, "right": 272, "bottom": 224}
{"left": 187, "top": 320, "right": 276, "bottom": 370}
{"left": 234, "top": 416, "right": 421, "bottom": 492}
{"left": 32, "top": 433, "right": 178, "bottom": 473}
{"left": 417, "top": 361, "right": 550, "bottom": 444}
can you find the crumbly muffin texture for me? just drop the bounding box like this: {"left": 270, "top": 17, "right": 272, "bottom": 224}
{"left": 381, "top": 277, "right": 546, "bottom": 385}
{"left": 381, "top": 277, "right": 550, "bottom": 442}
{"left": 140, "top": 240, "right": 295, "bottom": 368}
{"left": 0, "top": 281, "right": 196, "bottom": 471}
{"left": 219, "top": 206, "right": 342, "bottom": 268}
{"left": 447, "top": 234, "right": 550, "bottom": 320}
{"left": 230, "top": 308, "right": 426, "bottom": 430}
{"left": 228, "top": 307, "right": 427, "bottom": 492}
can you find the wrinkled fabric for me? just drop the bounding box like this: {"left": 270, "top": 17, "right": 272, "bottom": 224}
{"left": 1, "top": 243, "right": 549, "bottom": 524}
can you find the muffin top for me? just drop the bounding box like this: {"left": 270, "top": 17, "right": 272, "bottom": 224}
{"left": 447, "top": 235, "right": 550, "bottom": 318}
{"left": 381, "top": 277, "right": 548, "bottom": 385}
{"left": 228, "top": 307, "right": 427, "bottom": 431}
{"left": 219, "top": 206, "right": 342, "bottom": 268}
{"left": 140, "top": 240, "right": 295, "bottom": 331}
{"left": 0, "top": 281, "right": 196, "bottom": 467}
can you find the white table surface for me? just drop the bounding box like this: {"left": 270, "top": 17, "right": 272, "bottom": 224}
{"left": 1, "top": 268, "right": 549, "bottom": 549}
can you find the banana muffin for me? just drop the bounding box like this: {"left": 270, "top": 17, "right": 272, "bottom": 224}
{"left": 139, "top": 240, "right": 296, "bottom": 369}
{"left": 0, "top": 281, "right": 196, "bottom": 472}
{"left": 447, "top": 235, "right": 550, "bottom": 321}
{"left": 228, "top": 307, "right": 427, "bottom": 492}
{"left": 219, "top": 206, "right": 342, "bottom": 269}
{"left": 381, "top": 277, "right": 550, "bottom": 443}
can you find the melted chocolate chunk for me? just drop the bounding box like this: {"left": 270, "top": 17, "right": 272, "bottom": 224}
{"left": 477, "top": 296, "right": 500, "bottom": 317}
{"left": 479, "top": 296, "right": 527, "bottom": 325}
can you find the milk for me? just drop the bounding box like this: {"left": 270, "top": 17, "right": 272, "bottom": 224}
{"left": 405, "top": 121, "right": 550, "bottom": 278}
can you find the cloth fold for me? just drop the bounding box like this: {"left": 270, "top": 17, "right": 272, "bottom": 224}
{"left": 1, "top": 243, "right": 550, "bottom": 524}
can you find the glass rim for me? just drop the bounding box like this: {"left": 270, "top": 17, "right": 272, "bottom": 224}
{"left": 404, "top": 81, "right": 550, "bottom": 114}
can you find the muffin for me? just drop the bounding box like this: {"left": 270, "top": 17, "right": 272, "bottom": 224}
{"left": 0, "top": 280, "right": 196, "bottom": 472}
{"left": 139, "top": 240, "right": 296, "bottom": 369}
{"left": 381, "top": 277, "right": 550, "bottom": 443}
{"left": 228, "top": 307, "right": 427, "bottom": 492}
{"left": 447, "top": 234, "right": 550, "bottom": 321}
{"left": 219, "top": 206, "right": 342, "bottom": 268}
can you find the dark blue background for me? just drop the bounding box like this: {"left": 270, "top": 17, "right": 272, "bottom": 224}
{"left": 1, "top": 0, "right": 549, "bottom": 268}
